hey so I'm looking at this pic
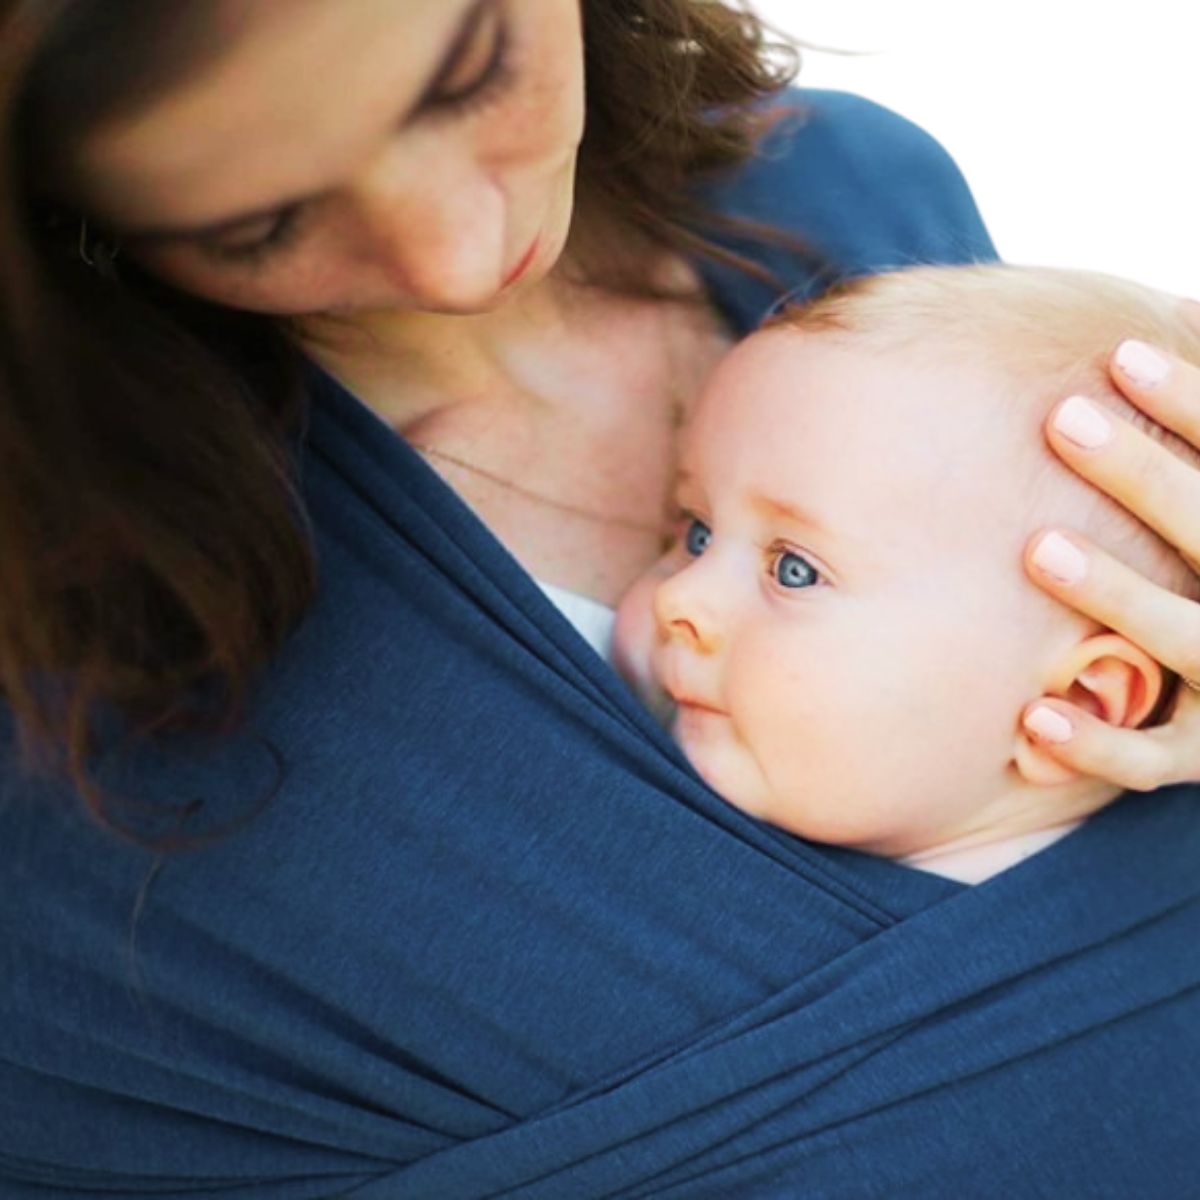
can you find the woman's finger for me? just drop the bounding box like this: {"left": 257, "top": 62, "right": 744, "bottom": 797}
{"left": 1025, "top": 528, "right": 1200, "bottom": 682}
{"left": 1044, "top": 392, "right": 1200, "bottom": 563}
{"left": 1108, "top": 338, "right": 1200, "bottom": 445}
{"left": 1181, "top": 298, "right": 1200, "bottom": 335}
{"left": 1020, "top": 698, "right": 1188, "bottom": 793}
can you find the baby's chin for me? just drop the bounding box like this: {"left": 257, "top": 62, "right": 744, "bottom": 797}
{"left": 672, "top": 712, "right": 778, "bottom": 820}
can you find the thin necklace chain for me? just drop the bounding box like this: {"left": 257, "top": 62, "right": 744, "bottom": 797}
{"left": 410, "top": 442, "right": 669, "bottom": 536}
{"left": 405, "top": 292, "right": 717, "bottom": 544}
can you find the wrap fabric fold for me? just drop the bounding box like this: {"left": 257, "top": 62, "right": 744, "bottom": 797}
{"left": 339, "top": 791, "right": 1200, "bottom": 1199}
{"left": 3, "top": 90, "right": 1195, "bottom": 1198}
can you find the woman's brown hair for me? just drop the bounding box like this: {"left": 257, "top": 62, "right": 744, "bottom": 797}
{"left": 0, "top": 0, "right": 800, "bottom": 837}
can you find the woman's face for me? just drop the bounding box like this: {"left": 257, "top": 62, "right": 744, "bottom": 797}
{"left": 67, "top": 0, "right": 586, "bottom": 317}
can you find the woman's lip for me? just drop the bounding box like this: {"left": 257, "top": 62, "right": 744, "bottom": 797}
{"left": 502, "top": 237, "right": 540, "bottom": 287}
{"left": 674, "top": 697, "right": 725, "bottom": 716}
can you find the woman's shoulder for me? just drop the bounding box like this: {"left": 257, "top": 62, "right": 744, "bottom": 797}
{"left": 692, "top": 88, "right": 998, "bottom": 329}
{"left": 737, "top": 87, "right": 996, "bottom": 267}
{"left": 762, "top": 87, "right": 973, "bottom": 189}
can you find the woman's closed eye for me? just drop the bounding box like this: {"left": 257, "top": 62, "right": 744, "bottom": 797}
{"left": 426, "top": 0, "right": 514, "bottom": 116}
{"left": 201, "top": 204, "right": 307, "bottom": 265}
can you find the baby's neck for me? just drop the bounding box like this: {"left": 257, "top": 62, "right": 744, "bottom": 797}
{"left": 893, "top": 778, "right": 1122, "bottom": 884}
{"left": 898, "top": 820, "right": 1083, "bottom": 884}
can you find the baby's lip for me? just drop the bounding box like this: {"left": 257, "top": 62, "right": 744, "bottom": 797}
{"left": 667, "top": 690, "right": 725, "bottom": 715}
{"left": 653, "top": 654, "right": 724, "bottom": 714}
{"left": 676, "top": 699, "right": 726, "bottom": 716}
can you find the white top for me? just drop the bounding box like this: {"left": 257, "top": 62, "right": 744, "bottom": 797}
{"left": 899, "top": 822, "right": 1082, "bottom": 884}
{"left": 535, "top": 578, "right": 1081, "bottom": 886}
{"left": 538, "top": 580, "right": 618, "bottom": 661}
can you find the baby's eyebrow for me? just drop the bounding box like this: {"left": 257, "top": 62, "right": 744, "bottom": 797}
{"left": 750, "top": 492, "right": 830, "bottom": 538}
{"left": 671, "top": 468, "right": 701, "bottom": 502}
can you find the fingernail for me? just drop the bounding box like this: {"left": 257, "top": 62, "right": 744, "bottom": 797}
{"left": 1114, "top": 339, "right": 1170, "bottom": 389}
{"left": 1053, "top": 396, "right": 1112, "bottom": 449}
{"left": 1031, "top": 532, "right": 1088, "bottom": 584}
{"left": 1024, "top": 705, "right": 1073, "bottom": 744}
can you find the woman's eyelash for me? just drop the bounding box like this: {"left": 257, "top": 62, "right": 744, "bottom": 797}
{"left": 429, "top": 13, "right": 514, "bottom": 117}
{"left": 201, "top": 205, "right": 305, "bottom": 266}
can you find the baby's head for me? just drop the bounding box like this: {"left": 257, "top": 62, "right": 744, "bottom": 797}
{"left": 615, "top": 263, "right": 1200, "bottom": 858}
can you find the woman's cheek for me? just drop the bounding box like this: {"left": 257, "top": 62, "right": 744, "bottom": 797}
{"left": 127, "top": 243, "right": 293, "bottom": 313}
{"left": 129, "top": 236, "right": 380, "bottom": 317}
{"left": 535, "top": 0, "right": 586, "bottom": 104}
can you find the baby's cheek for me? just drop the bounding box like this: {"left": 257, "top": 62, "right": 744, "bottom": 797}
{"left": 612, "top": 574, "right": 662, "bottom": 698}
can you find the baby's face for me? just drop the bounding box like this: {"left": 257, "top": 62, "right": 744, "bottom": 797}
{"left": 617, "top": 330, "right": 1081, "bottom": 856}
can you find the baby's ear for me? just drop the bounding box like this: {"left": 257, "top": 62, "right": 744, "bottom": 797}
{"left": 1014, "top": 633, "right": 1164, "bottom": 786}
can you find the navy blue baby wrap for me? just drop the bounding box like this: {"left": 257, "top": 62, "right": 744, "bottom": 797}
{"left": 2, "top": 91, "right": 1197, "bottom": 1198}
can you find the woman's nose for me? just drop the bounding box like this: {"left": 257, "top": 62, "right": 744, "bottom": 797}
{"left": 348, "top": 143, "right": 506, "bottom": 302}
{"left": 653, "top": 563, "right": 722, "bottom": 654}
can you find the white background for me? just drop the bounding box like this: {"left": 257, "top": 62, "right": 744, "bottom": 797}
{"left": 749, "top": 0, "right": 1196, "bottom": 297}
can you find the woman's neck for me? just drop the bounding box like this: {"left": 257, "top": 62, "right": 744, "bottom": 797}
{"left": 293, "top": 265, "right": 585, "bottom": 430}
{"left": 291, "top": 216, "right": 711, "bottom": 433}
{"left": 289, "top": 231, "right": 733, "bottom": 605}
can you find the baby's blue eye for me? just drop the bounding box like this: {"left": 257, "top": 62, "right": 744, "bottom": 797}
{"left": 684, "top": 519, "right": 712, "bottom": 557}
{"left": 774, "top": 550, "right": 819, "bottom": 589}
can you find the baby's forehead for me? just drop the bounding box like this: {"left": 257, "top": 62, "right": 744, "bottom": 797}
{"left": 725, "top": 328, "right": 1043, "bottom": 467}
{"left": 705, "top": 328, "right": 1063, "bottom": 546}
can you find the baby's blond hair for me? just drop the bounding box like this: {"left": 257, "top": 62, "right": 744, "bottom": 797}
{"left": 769, "top": 263, "right": 1200, "bottom": 601}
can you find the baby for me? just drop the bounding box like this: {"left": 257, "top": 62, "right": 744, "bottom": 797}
{"left": 614, "top": 263, "right": 1200, "bottom": 883}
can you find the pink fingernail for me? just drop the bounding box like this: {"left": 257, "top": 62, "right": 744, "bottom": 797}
{"left": 1114, "top": 340, "right": 1170, "bottom": 389}
{"left": 1053, "top": 396, "right": 1112, "bottom": 449}
{"left": 1031, "top": 532, "right": 1088, "bottom": 585}
{"left": 1024, "top": 706, "right": 1073, "bottom": 744}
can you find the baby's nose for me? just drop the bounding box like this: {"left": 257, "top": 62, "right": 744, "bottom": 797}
{"left": 654, "top": 571, "right": 721, "bottom": 654}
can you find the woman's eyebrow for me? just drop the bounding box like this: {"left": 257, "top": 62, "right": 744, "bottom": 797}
{"left": 121, "top": 0, "right": 491, "bottom": 243}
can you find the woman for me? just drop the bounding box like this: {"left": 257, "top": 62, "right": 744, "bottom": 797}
{"left": 2, "top": 2, "right": 1197, "bottom": 1196}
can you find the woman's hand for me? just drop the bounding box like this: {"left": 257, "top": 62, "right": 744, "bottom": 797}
{"left": 1022, "top": 299, "right": 1200, "bottom": 791}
